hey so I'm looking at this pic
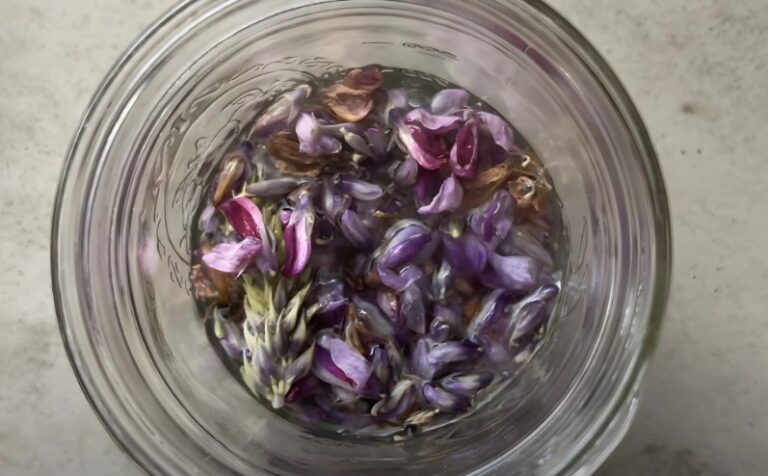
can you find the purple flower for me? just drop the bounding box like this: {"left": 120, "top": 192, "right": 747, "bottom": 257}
{"left": 500, "top": 227, "right": 554, "bottom": 269}
{"left": 202, "top": 237, "right": 262, "bottom": 275}
{"left": 382, "top": 88, "right": 408, "bottom": 125}
{"left": 415, "top": 168, "right": 441, "bottom": 205}
{"left": 404, "top": 108, "right": 464, "bottom": 133}
{"left": 468, "top": 190, "right": 515, "bottom": 247}
{"left": 430, "top": 89, "right": 470, "bottom": 115}
{"left": 365, "top": 128, "right": 390, "bottom": 157}
{"left": 321, "top": 178, "right": 351, "bottom": 220}
{"left": 286, "top": 376, "right": 319, "bottom": 404}
{"left": 423, "top": 384, "right": 471, "bottom": 413}
{"left": 313, "top": 334, "right": 372, "bottom": 392}
{"left": 371, "top": 380, "right": 415, "bottom": 419}
{"left": 253, "top": 85, "right": 311, "bottom": 137}
{"left": 431, "top": 260, "right": 453, "bottom": 301}
{"left": 429, "top": 320, "right": 452, "bottom": 342}
{"left": 440, "top": 371, "right": 494, "bottom": 397}
{"left": 296, "top": 113, "right": 343, "bottom": 156}
{"left": 432, "top": 304, "right": 464, "bottom": 338}
{"left": 417, "top": 176, "right": 464, "bottom": 215}
{"left": 399, "top": 286, "right": 426, "bottom": 334}
{"left": 487, "top": 253, "right": 539, "bottom": 292}
{"left": 219, "top": 198, "right": 276, "bottom": 279}
{"left": 396, "top": 121, "right": 450, "bottom": 170}
{"left": 371, "top": 345, "right": 391, "bottom": 385}
{"left": 508, "top": 284, "right": 559, "bottom": 345}
{"left": 380, "top": 222, "right": 433, "bottom": 269}
{"left": 394, "top": 159, "right": 418, "bottom": 186}
{"left": 308, "top": 278, "right": 348, "bottom": 315}
{"left": 427, "top": 341, "right": 482, "bottom": 366}
{"left": 467, "top": 289, "right": 507, "bottom": 341}
{"left": 283, "top": 192, "right": 316, "bottom": 276}
{"left": 449, "top": 119, "right": 479, "bottom": 178}
{"left": 351, "top": 296, "right": 398, "bottom": 340}
{"left": 378, "top": 264, "right": 424, "bottom": 294}
{"left": 462, "top": 233, "right": 489, "bottom": 274}
{"left": 340, "top": 209, "right": 373, "bottom": 251}
{"left": 338, "top": 177, "right": 385, "bottom": 201}
{"left": 477, "top": 111, "right": 516, "bottom": 153}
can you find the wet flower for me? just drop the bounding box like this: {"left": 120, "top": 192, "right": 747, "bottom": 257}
{"left": 253, "top": 85, "right": 312, "bottom": 138}
{"left": 430, "top": 89, "right": 470, "bottom": 115}
{"left": 202, "top": 237, "right": 262, "bottom": 275}
{"left": 296, "top": 113, "right": 343, "bottom": 156}
{"left": 283, "top": 191, "right": 316, "bottom": 276}
{"left": 220, "top": 197, "right": 277, "bottom": 274}
{"left": 396, "top": 121, "right": 450, "bottom": 170}
{"left": 449, "top": 119, "right": 479, "bottom": 178}
{"left": 487, "top": 253, "right": 539, "bottom": 292}
{"left": 213, "top": 153, "right": 247, "bottom": 206}
{"left": 508, "top": 284, "right": 559, "bottom": 345}
{"left": 477, "top": 111, "right": 516, "bottom": 153}
{"left": 423, "top": 384, "right": 471, "bottom": 413}
{"left": 418, "top": 176, "right": 464, "bottom": 215}
{"left": 440, "top": 371, "right": 493, "bottom": 397}
{"left": 313, "top": 334, "right": 373, "bottom": 392}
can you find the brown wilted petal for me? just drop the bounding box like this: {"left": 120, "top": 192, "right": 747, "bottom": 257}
{"left": 213, "top": 153, "right": 246, "bottom": 206}
{"left": 342, "top": 64, "right": 384, "bottom": 92}
{"left": 267, "top": 132, "right": 330, "bottom": 176}
{"left": 191, "top": 262, "right": 233, "bottom": 305}
{"left": 321, "top": 84, "right": 374, "bottom": 122}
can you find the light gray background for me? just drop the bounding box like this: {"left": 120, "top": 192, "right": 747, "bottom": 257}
{"left": 1, "top": 0, "right": 765, "bottom": 475}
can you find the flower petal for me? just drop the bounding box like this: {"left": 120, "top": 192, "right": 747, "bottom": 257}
{"left": 467, "top": 289, "right": 507, "bottom": 341}
{"left": 487, "top": 253, "right": 539, "bottom": 291}
{"left": 396, "top": 122, "right": 449, "bottom": 170}
{"left": 338, "top": 177, "right": 385, "bottom": 201}
{"left": 340, "top": 209, "right": 373, "bottom": 251}
{"left": 371, "top": 345, "right": 391, "bottom": 385}
{"left": 318, "top": 335, "right": 373, "bottom": 392}
{"left": 417, "top": 176, "right": 464, "bottom": 215}
{"left": 431, "top": 259, "right": 453, "bottom": 302}
{"left": 404, "top": 108, "right": 464, "bottom": 133}
{"left": 213, "top": 154, "right": 247, "bottom": 206}
{"left": 440, "top": 371, "right": 494, "bottom": 397}
{"left": 378, "top": 264, "right": 424, "bottom": 294}
{"left": 427, "top": 340, "right": 482, "bottom": 366}
{"left": 296, "top": 113, "right": 343, "bottom": 156}
{"left": 365, "top": 128, "right": 390, "bottom": 157}
{"left": 380, "top": 223, "right": 433, "bottom": 268}
{"left": 245, "top": 177, "right": 304, "bottom": 197}
{"left": 399, "top": 286, "right": 426, "bottom": 334}
{"left": 462, "top": 233, "right": 489, "bottom": 274}
{"left": 468, "top": 189, "right": 515, "bottom": 246}
{"left": 449, "top": 119, "right": 479, "bottom": 178}
{"left": 283, "top": 193, "right": 316, "bottom": 276}
{"left": 477, "top": 111, "right": 516, "bottom": 152}
{"left": 429, "top": 320, "right": 452, "bottom": 342}
{"left": 430, "top": 89, "right": 470, "bottom": 115}
{"left": 423, "top": 384, "right": 471, "bottom": 413}
{"left": 285, "top": 376, "right": 319, "bottom": 404}
{"left": 321, "top": 178, "right": 351, "bottom": 220}
{"left": 202, "top": 237, "right": 262, "bottom": 275}
{"left": 394, "top": 159, "right": 418, "bottom": 186}
{"left": 508, "top": 284, "right": 559, "bottom": 345}
{"left": 253, "top": 85, "right": 311, "bottom": 137}
{"left": 321, "top": 84, "right": 374, "bottom": 122}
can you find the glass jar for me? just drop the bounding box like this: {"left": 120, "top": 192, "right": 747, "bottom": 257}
{"left": 51, "top": 0, "right": 671, "bottom": 474}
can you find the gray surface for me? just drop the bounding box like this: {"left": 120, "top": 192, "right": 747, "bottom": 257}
{"left": 0, "top": 0, "right": 765, "bottom": 475}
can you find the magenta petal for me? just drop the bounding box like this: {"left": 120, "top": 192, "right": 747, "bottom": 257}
{"left": 477, "top": 111, "right": 515, "bottom": 153}
{"left": 202, "top": 237, "right": 262, "bottom": 274}
{"left": 430, "top": 89, "right": 470, "bottom": 115}
{"left": 404, "top": 108, "right": 464, "bottom": 133}
{"left": 220, "top": 197, "right": 277, "bottom": 274}
{"left": 396, "top": 122, "right": 449, "bottom": 170}
{"left": 418, "top": 176, "right": 464, "bottom": 215}
{"left": 253, "top": 85, "right": 311, "bottom": 138}
{"left": 296, "top": 113, "right": 342, "bottom": 156}
{"left": 283, "top": 194, "right": 315, "bottom": 276}
{"left": 488, "top": 253, "right": 539, "bottom": 291}
{"left": 317, "top": 335, "right": 372, "bottom": 391}
{"left": 313, "top": 346, "right": 356, "bottom": 388}
{"left": 449, "top": 119, "right": 479, "bottom": 178}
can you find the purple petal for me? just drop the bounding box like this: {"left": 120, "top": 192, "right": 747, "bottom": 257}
{"left": 394, "top": 159, "right": 419, "bottom": 186}
{"left": 417, "top": 176, "right": 464, "bottom": 215}
{"left": 468, "top": 190, "right": 515, "bottom": 246}
{"left": 383, "top": 88, "right": 408, "bottom": 125}
{"left": 286, "top": 376, "right": 319, "bottom": 404}
{"left": 415, "top": 167, "right": 441, "bottom": 205}
{"left": 309, "top": 279, "right": 348, "bottom": 315}
{"left": 429, "top": 320, "right": 452, "bottom": 342}
{"left": 477, "top": 111, "right": 515, "bottom": 153}
{"left": 351, "top": 296, "right": 398, "bottom": 341}
{"left": 423, "top": 384, "right": 471, "bottom": 413}
{"left": 440, "top": 371, "right": 494, "bottom": 397}
{"left": 199, "top": 203, "right": 220, "bottom": 237}
{"left": 449, "top": 119, "right": 479, "bottom": 178}
{"left": 341, "top": 209, "right": 373, "bottom": 251}
{"left": 245, "top": 177, "right": 303, "bottom": 198}
{"left": 312, "top": 346, "right": 356, "bottom": 389}
{"left": 321, "top": 179, "right": 351, "bottom": 220}
{"left": 488, "top": 253, "right": 539, "bottom": 291}
{"left": 283, "top": 193, "right": 315, "bottom": 276}
{"left": 365, "top": 128, "right": 390, "bottom": 157}
{"left": 399, "top": 286, "right": 426, "bottom": 334}
{"left": 380, "top": 223, "right": 433, "bottom": 268}
{"left": 430, "top": 89, "right": 471, "bottom": 115}
{"left": 376, "top": 289, "right": 399, "bottom": 322}
{"left": 462, "top": 233, "right": 488, "bottom": 274}
{"left": 427, "top": 341, "right": 481, "bottom": 366}
{"left": 396, "top": 122, "right": 449, "bottom": 170}
{"left": 431, "top": 260, "right": 453, "bottom": 301}
{"left": 371, "top": 345, "right": 391, "bottom": 385}
{"left": 442, "top": 234, "right": 468, "bottom": 271}
{"left": 433, "top": 304, "right": 464, "bottom": 337}
{"left": 404, "top": 108, "right": 464, "bottom": 133}
{"left": 315, "top": 335, "right": 372, "bottom": 392}
{"left": 296, "top": 113, "right": 343, "bottom": 156}
{"left": 253, "top": 85, "right": 311, "bottom": 137}
{"left": 467, "top": 289, "right": 508, "bottom": 341}
{"left": 411, "top": 338, "right": 436, "bottom": 379}
{"left": 371, "top": 380, "right": 415, "bottom": 419}
{"left": 502, "top": 227, "right": 554, "bottom": 269}
{"left": 202, "top": 237, "right": 261, "bottom": 274}
{"left": 338, "top": 177, "right": 385, "bottom": 201}
{"left": 508, "top": 284, "right": 559, "bottom": 344}
{"left": 378, "top": 264, "right": 424, "bottom": 294}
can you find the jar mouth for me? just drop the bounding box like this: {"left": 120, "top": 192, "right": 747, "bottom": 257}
{"left": 52, "top": 1, "right": 671, "bottom": 475}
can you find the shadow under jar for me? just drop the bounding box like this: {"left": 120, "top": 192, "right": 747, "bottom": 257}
{"left": 51, "top": 1, "right": 671, "bottom": 475}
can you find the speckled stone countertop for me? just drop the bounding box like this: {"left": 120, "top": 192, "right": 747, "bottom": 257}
{"left": 1, "top": 1, "right": 766, "bottom": 475}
